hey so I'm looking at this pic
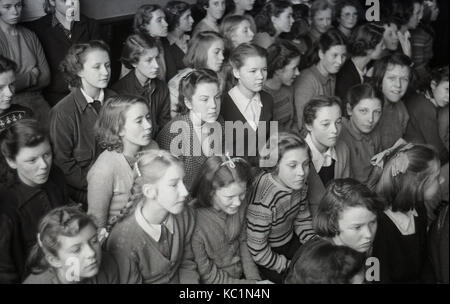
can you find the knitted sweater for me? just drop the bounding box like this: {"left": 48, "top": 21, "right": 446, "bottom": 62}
{"left": 247, "top": 173, "right": 316, "bottom": 274}
{"left": 374, "top": 99, "right": 409, "bottom": 151}
{"left": 192, "top": 204, "right": 261, "bottom": 284}
{"left": 106, "top": 205, "right": 199, "bottom": 284}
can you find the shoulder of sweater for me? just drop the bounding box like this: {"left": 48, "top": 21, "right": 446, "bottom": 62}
{"left": 251, "top": 173, "right": 291, "bottom": 206}
{"left": 335, "top": 139, "right": 350, "bottom": 156}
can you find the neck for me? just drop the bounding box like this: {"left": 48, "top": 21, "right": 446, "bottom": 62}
{"left": 81, "top": 81, "right": 101, "bottom": 99}
{"left": 316, "top": 62, "right": 330, "bottom": 77}
{"left": 134, "top": 69, "right": 149, "bottom": 87}
{"left": 141, "top": 199, "right": 169, "bottom": 225}
{"left": 234, "top": 7, "right": 245, "bottom": 16}
{"left": 0, "top": 19, "right": 15, "bottom": 33}
{"left": 265, "top": 77, "right": 282, "bottom": 91}
{"left": 237, "top": 83, "right": 256, "bottom": 100}
{"left": 310, "top": 133, "right": 328, "bottom": 153}
{"left": 169, "top": 27, "right": 185, "bottom": 40}
{"left": 338, "top": 24, "right": 352, "bottom": 37}
{"left": 122, "top": 141, "right": 141, "bottom": 159}
{"left": 352, "top": 56, "right": 371, "bottom": 72}
{"left": 55, "top": 11, "right": 73, "bottom": 30}
{"left": 205, "top": 13, "right": 218, "bottom": 24}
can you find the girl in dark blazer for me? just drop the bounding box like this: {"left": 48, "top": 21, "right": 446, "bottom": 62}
{"left": 49, "top": 41, "right": 116, "bottom": 207}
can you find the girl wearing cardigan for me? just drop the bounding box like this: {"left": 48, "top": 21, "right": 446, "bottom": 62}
{"left": 0, "top": 0, "right": 50, "bottom": 125}
{"left": 49, "top": 41, "right": 116, "bottom": 207}
{"left": 191, "top": 155, "right": 271, "bottom": 284}
{"left": 302, "top": 96, "right": 352, "bottom": 188}
{"left": 87, "top": 95, "right": 158, "bottom": 230}
{"left": 247, "top": 132, "right": 316, "bottom": 284}
{"left": 294, "top": 29, "right": 347, "bottom": 129}
{"left": 106, "top": 150, "right": 199, "bottom": 284}
{"left": 220, "top": 43, "right": 274, "bottom": 164}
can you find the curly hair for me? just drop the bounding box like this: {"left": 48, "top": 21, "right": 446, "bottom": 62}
{"left": 303, "top": 95, "right": 342, "bottom": 128}
{"left": 333, "top": 0, "right": 363, "bottom": 26}
{"left": 133, "top": 4, "right": 162, "bottom": 36}
{"left": 266, "top": 39, "right": 301, "bottom": 79}
{"left": 348, "top": 23, "right": 384, "bottom": 57}
{"left": 121, "top": 33, "right": 159, "bottom": 70}
{"left": 59, "top": 40, "right": 110, "bottom": 88}
{"left": 254, "top": 0, "right": 292, "bottom": 36}
{"left": 165, "top": 1, "right": 191, "bottom": 32}
{"left": 95, "top": 95, "right": 150, "bottom": 152}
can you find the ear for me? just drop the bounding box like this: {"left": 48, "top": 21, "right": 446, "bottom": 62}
{"left": 46, "top": 253, "right": 63, "bottom": 269}
{"left": 346, "top": 103, "right": 353, "bottom": 117}
{"left": 49, "top": 0, "right": 56, "bottom": 6}
{"left": 305, "top": 123, "right": 313, "bottom": 133}
{"left": 271, "top": 15, "right": 278, "bottom": 27}
{"left": 430, "top": 80, "right": 438, "bottom": 91}
{"left": 184, "top": 98, "right": 193, "bottom": 110}
{"left": 5, "top": 157, "right": 17, "bottom": 170}
{"left": 318, "top": 49, "right": 325, "bottom": 61}
{"left": 232, "top": 66, "right": 241, "bottom": 80}
{"left": 142, "top": 184, "right": 157, "bottom": 200}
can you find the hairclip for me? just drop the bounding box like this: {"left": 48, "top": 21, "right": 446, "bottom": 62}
{"left": 221, "top": 152, "right": 245, "bottom": 169}
{"left": 134, "top": 162, "right": 142, "bottom": 177}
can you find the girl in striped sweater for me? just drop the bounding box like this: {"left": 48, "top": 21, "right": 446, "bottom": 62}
{"left": 247, "top": 132, "right": 316, "bottom": 283}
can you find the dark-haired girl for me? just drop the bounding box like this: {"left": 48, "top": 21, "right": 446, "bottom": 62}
{"left": 405, "top": 66, "right": 449, "bottom": 164}
{"left": 253, "top": 0, "right": 294, "bottom": 49}
{"left": 193, "top": 0, "right": 226, "bottom": 36}
{"left": 191, "top": 156, "right": 270, "bottom": 284}
{"left": 0, "top": 119, "right": 69, "bottom": 283}
{"left": 49, "top": 41, "right": 116, "bottom": 207}
{"left": 294, "top": 29, "right": 347, "bottom": 129}
{"left": 333, "top": 0, "right": 363, "bottom": 39}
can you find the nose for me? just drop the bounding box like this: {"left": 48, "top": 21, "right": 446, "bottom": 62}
{"left": 162, "top": 19, "right": 168, "bottom": 27}
{"left": 294, "top": 68, "right": 300, "bottom": 77}
{"left": 152, "top": 58, "right": 159, "bottom": 69}
{"left": 395, "top": 78, "right": 402, "bottom": 88}
{"left": 39, "top": 156, "right": 50, "bottom": 170}
{"left": 255, "top": 70, "right": 264, "bottom": 79}
{"left": 232, "top": 196, "right": 242, "bottom": 208}
{"left": 5, "top": 85, "right": 14, "bottom": 97}
{"left": 361, "top": 225, "right": 374, "bottom": 240}
{"left": 368, "top": 113, "right": 375, "bottom": 124}
{"left": 330, "top": 122, "right": 338, "bottom": 134}
{"left": 325, "top": 18, "right": 331, "bottom": 27}
{"left": 296, "top": 165, "right": 305, "bottom": 177}
{"left": 179, "top": 182, "right": 189, "bottom": 198}
{"left": 100, "top": 65, "right": 109, "bottom": 76}
{"left": 249, "top": 29, "right": 255, "bottom": 38}
{"left": 143, "top": 117, "right": 152, "bottom": 130}
{"left": 189, "top": 16, "right": 194, "bottom": 24}
{"left": 84, "top": 243, "right": 96, "bottom": 259}
{"left": 218, "top": 51, "right": 224, "bottom": 61}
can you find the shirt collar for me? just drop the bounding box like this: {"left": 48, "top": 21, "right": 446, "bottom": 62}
{"left": 228, "top": 86, "right": 262, "bottom": 113}
{"left": 343, "top": 117, "right": 372, "bottom": 142}
{"left": 305, "top": 133, "right": 337, "bottom": 171}
{"left": 80, "top": 88, "right": 104, "bottom": 104}
{"left": 134, "top": 202, "right": 174, "bottom": 242}
{"left": 351, "top": 58, "right": 367, "bottom": 82}
{"left": 384, "top": 208, "right": 418, "bottom": 236}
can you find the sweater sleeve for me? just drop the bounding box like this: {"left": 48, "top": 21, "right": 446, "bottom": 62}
{"left": 87, "top": 155, "right": 115, "bottom": 228}
{"left": 0, "top": 214, "right": 19, "bottom": 284}
{"left": 178, "top": 208, "right": 200, "bottom": 284}
{"left": 157, "top": 83, "right": 172, "bottom": 133}
{"left": 246, "top": 201, "right": 288, "bottom": 273}
{"left": 49, "top": 109, "right": 87, "bottom": 191}
{"left": 239, "top": 218, "right": 261, "bottom": 281}
{"left": 191, "top": 228, "right": 257, "bottom": 284}
{"left": 29, "top": 30, "right": 50, "bottom": 90}
{"left": 294, "top": 195, "right": 316, "bottom": 244}
{"left": 294, "top": 72, "right": 317, "bottom": 129}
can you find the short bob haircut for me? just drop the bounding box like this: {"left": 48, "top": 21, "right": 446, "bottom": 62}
{"left": 430, "top": 66, "right": 449, "bottom": 87}
{"left": 333, "top": 0, "right": 363, "bottom": 27}
{"left": 0, "top": 55, "right": 17, "bottom": 74}
{"left": 303, "top": 95, "right": 342, "bottom": 128}
{"left": 220, "top": 14, "right": 256, "bottom": 48}
{"left": 371, "top": 52, "right": 413, "bottom": 93}
{"left": 121, "top": 33, "right": 159, "bottom": 70}
{"left": 229, "top": 43, "right": 267, "bottom": 71}
{"left": 266, "top": 39, "right": 301, "bottom": 79}
{"left": 191, "top": 155, "right": 251, "bottom": 209}
{"left": 285, "top": 239, "right": 366, "bottom": 284}
{"left": 259, "top": 131, "right": 311, "bottom": 173}
{"left": 133, "top": 4, "right": 163, "bottom": 36}
{"left": 183, "top": 31, "right": 224, "bottom": 69}
{"left": 376, "top": 144, "right": 440, "bottom": 213}
{"left": 26, "top": 205, "right": 97, "bottom": 274}
{"left": 345, "top": 83, "right": 383, "bottom": 116}
{"left": 314, "top": 178, "right": 385, "bottom": 238}
{"left": 0, "top": 119, "right": 50, "bottom": 186}
{"left": 59, "top": 40, "right": 110, "bottom": 88}
{"left": 95, "top": 95, "right": 150, "bottom": 152}
{"left": 255, "top": 0, "right": 292, "bottom": 37}
{"left": 178, "top": 68, "right": 221, "bottom": 114}
{"left": 308, "top": 28, "right": 347, "bottom": 65}
{"left": 165, "top": 1, "right": 191, "bottom": 32}
{"left": 347, "top": 23, "right": 384, "bottom": 57}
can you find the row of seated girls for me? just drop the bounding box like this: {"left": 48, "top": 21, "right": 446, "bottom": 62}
{"left": 0, "top": 0, "right": 448, "bottom": 284}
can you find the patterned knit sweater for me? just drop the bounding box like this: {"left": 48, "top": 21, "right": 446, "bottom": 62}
{"left": 246, "top": 172, "right": 316, "bottom": 273}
